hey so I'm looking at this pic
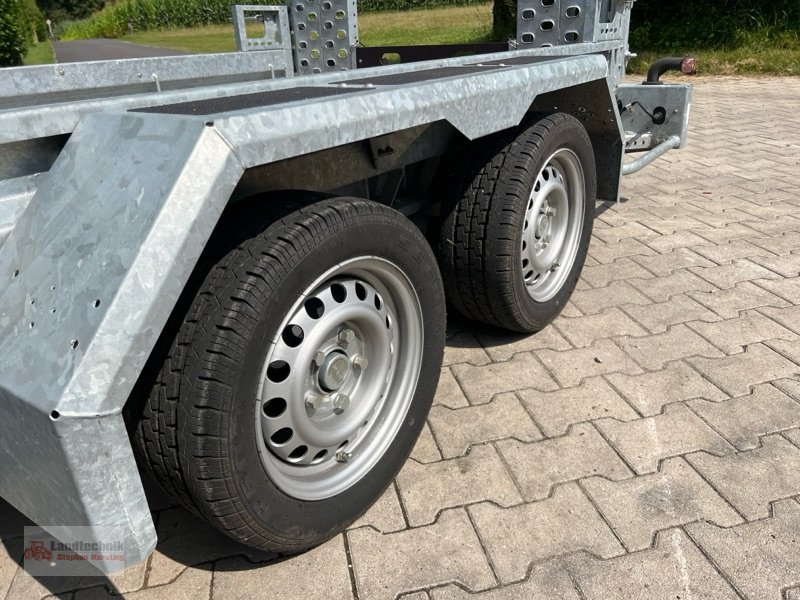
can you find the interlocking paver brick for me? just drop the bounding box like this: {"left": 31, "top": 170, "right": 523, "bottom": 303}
{"left": 622, "top": 294, "right": 720, "bottom": 333}
{"left": 595, "top": 403, "right": 733, "bottom": 474}
{"left": 536, "top": 338, "right": 644, "bottom": 387}
{"left": 637, "top": 218, "right": 707, "bottom": 235}
{"left": 768, "top": 337, "right": 800, "bottom": 364}
{"left": 434, "top": 368, "right": 469, "bottom": 409}
{"left": 553, "top": 307, "right": 647, "bottom": 347}
{"left": 751, "top": 231, "right": 800, "bottom": 255}
{"left": 469, "top": 483, "right": 624, "bottom": 583}
{"left": 743, "top": 215, "right": 800, "bottom": 236}
{"left": 450, "top": 353, "right": 558, "bottom": 405}
{"left": 627, "top": 269, "right": 718, "bottom": 302}
{"left": 411, "top": 422, "right": 443, "bottom": 463}
{"left": 352, "top": 485, "right": 407, "bottom": 533}
{"left": 497, "top": 423, "right": 631, "bottom": 501}
{"left": 519, "top": 376, "right": 639, "bottom": 436}
{"left": 687, "top": 309, "right": 797, "bottom": 354}
{"left": 689, "top": 281, "right": 789, "bottom": 319}
{"left": 348, "top": 509, "right": 496, "bottom": 600}
{"left": 569, "top": 281, "right": 652, "bottom": 315}
{"left": 475, "top": 326, "right": 571, "bottom": 362}
{"left": 579, "top": 258, "right": 655, "bottom": 288}
{"left": 693, "top": 222, "right": 761, "bottom": 245}
{"left": 593, "top": 222, "right": 658, "bottom": 244}
{"left": 443, "top": 333, "right": 491, "bottom": 366}
{"left": 642, "top": 229, "right": 712, "bottom": 254}
{"left": 689, "top": 343, "right": 800, "bottom": 397}
{"left": 428, "top": 393, "right": 542, "bottom": 458}
{"left": 431, "top": 561, "right": 580, "bottom": 600}
{"left": 588, "top": 237, "right": 656, "bottom": 264}
{"left": 565, "top": 529, "right": 739, "bottom": 600}
{"left": 0, "top": 538, "right": 20, "bottom": 600}
{"left": 752, "top": 252, "right": 800, "bottom": 277}
{"left": 615, "top": 324, "right": 724, "bottom": 371}
{"left": 688, "top": 499, "right": 800, "bottom": 600}
{"left": 688, "top": 434, "right": 800, "bottom": 520}
{"left": 690, "top": 384, "right": 800, "bottom": 451}
{"left": 605, "top": 361, "right": 727, "bottom": 416}
{"left": 692, "top": 239, "right": 774, "bottom": 264}
{"left": 776, "top": 378, "right": 800, "bottom": 402}
{"left": 759, "top": 305, "right": 800, "bottom": 335}
{"left": 755, "top": 276, "right": 800, "bottom": 303}
{"left": 631, "top": 248, "right": 714, "bottom": 276}
{"left": 213, "top": 537, "right": 352, "bottom": 600}
{"left": 689, "top": 258, "right": 781, "bottom": 289}
{"left": 582, "top": 457, "right": 743, "bottom": 552}
{"left": 396, "top": 445, "right": 522, "bottom": 526}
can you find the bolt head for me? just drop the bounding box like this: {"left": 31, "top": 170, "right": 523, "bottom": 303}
{"left": 332, "top": 393, "right": 350, "bottom": 411}
{"left": 335, "top": 450, "right": 352, "bottom": 463}
{"left": 550, "top": 262, "right": 561, "bottom": 273}
{"left": 305, "top": 393, "right": 327, "bottom": 411}
{"left": 338, "top": 328, "right": 356, "bottom": 347}
{"left": 312, "top": 351, "right": 326, "bottom": 368}
{"left": 352, "top": 355, "right": 369, "bottom": 372}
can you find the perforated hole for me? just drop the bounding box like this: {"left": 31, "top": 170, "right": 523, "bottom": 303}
{"left": 295, "top": 3, "right": 304, "bottom": 10}
{"left": 325, "top": 40, "right": 334, "bottom": 48}
{"left": 305, "top": 297, "right": 325, "bottom": 319}
{"left": 324, "top": 21, "right": 333, "bottom": 29}
{"left": 312, "top": 449, "right": 328, "bottom": 463}
{"left": 564, "top": 30, "right": 579, "bottom": 42}
{"left": 70, "top": 340, "right": 79, "bottom": 350}
{"left": 322, "top": 1, "right": 332, "bottom": 8}
{"left": 309, "top": 31, "right": 319, "bottom": 41}
{"left": 310, "top": 49, "right": 321, "bottom": 59}
{"left": 331, "top": 283, "right": 347, "bottom": 303}
{"left": 327, "top": 59, "right": 336, "bottom": 66}
{"left": 521, "top": 32, "right": 535, "bottom": 44}
{"left": 297, "top": 22, "right": 306, "bottom": 31}
{"left": 336, "top": 29, "right": 346, "bottom": 39}
{"left": 93, "top": 299, "right": 101, "bottom": 308}
{"left": 335, "top": 9, "right": 345, "bottom": 19}
{"left": 288, "top": 445, "right": 308, "bottom": 461}
{"left": 282, "top": 325, "right": 304, "bottom": 347}
{"left": 267, "top": 360, "right": 291, "bottom": 383}
{"left": 540, "top": 20, "right": 554, "bottom": 31}
{"left": 565, "top": 5, "right": 580, "bottom": 18}
{"left": 521, "top": 8, "right": 535, "bottom": 19}
{"left": 308, "top": 12, "right": 317, "bottom": 21}
{"left": 12, "top": 270, "right": 19, "bottom": 279}
{"left": 338, "top": 49, "right": 348, "bottom": 58}
{"left": 374, "top": 294, "right": 383, "bottom": 310}
{"left": 271, "top": 428, "right": 293, "bottom": 445}
{"left": 264, "top": 398, "right": 287, "bottom": 418}
{"left": 541, "top": 0, "right": 554, "bottom": 5}
{"left": 355, "top": 283, "right": 367, "bottom": 301}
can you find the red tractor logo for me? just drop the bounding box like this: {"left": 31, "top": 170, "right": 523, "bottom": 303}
{"left": 24, "top": 541, "right": 52, "bottom": 562}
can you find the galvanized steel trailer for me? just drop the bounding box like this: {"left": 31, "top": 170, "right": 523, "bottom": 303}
{"left": 0, "top": 0, "right": 692, "bottom": 572}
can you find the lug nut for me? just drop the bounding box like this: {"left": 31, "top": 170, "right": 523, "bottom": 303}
{"left": 306, "top": 392, "right": 327, "bottom": 411}
{"left": 312, "top": 351, "right": 326, "bottom": 368}
{"left": 338, "top": 328, "right": 355, "bottom": 347}
{"left": 352, "top": 355, "right": 369, "bottom": 372}
{"left": 550, "top": 262, "right": 561, "bottom": 272}
{"left": 332, "top": 393, "right": 350, "bottom": 411}
{"left": 335, "top": 450, "right": 352, "bottom": 463}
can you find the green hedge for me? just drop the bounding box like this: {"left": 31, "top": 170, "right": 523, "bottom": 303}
{"left": 630, "top": 0, "right": 800, "bottom": 49}
{"left": 0, "top": 0, "right": 47, "bottom": 67}
{"left": 62, "top": 0, "right": 485, "bottom": 39}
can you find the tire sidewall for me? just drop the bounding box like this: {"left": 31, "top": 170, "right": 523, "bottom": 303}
{"left": 496, "top": 116, "right": 597, "bottom": 329}
{"left": 218, "top": 202, "right": 444, "bottom": 546}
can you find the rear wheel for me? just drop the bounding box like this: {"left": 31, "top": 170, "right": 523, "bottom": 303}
{"left": 439, "top": 113, "right": 596, "bottom": 333}
{"left": 131, "top": 197, "right": 445, "bottom": 552}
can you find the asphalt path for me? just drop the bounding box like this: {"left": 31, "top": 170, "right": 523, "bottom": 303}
{"left": 53, "top": 39, "right": 189, "bottom": 63}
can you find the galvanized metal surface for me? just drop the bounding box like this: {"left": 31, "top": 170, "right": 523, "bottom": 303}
{"left": 0, "top": 113, "right": 244, "bottom": 571}
{"left": 621, "top": 134, "right": 681, "bottom": 175}
{"left": 618, "top": 83, "right": 693, "bottom": 150}
{"left": 232, "top": 4, "right": 292, "bottom": 60}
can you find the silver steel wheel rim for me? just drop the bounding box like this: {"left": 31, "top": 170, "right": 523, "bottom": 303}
{"left": 520, "top": 148, "right": 585, "bottom": 302}
{"left": 255, "top": 256, "right": 424, "bottom": 501}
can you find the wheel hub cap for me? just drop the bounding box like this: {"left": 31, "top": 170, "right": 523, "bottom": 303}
{"left": 319, "top": 351, "right": 350, "bottom": 392}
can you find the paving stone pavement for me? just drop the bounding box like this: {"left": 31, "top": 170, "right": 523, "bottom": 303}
{"left": 1, "top": 76, "right": 799, "bottom": 599}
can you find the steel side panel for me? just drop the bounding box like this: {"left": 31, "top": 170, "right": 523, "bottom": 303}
{"left": 0, "top": 112, "right": 244, "bottom": 568}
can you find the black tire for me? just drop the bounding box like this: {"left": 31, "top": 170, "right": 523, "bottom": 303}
{"left": 129, "top": 197, "right": 445, "bottom": 552}
{"left": 439, "top": 113, "right": 596, "bottom": 333}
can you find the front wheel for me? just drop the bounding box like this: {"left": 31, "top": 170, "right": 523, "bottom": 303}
{"left": 131, "top": 197, "right": 445, "bottom": 552}
{"left": 439, "top": 113, "right": 597, "bottom": 333}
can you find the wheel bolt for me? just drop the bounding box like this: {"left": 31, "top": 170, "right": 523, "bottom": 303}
{"left": 550, "top": 262, "right": 561, "bottom": 272}
{"left": 306, "top": 392, "right": 327, "bottom": 411}
{"left": 338, "top": 328, "right": 355, "bottom": 347}
{"left": 332, "top": 393, "right": 350, "bottom": 411}
{"left": 312, "top": 351, "right": 326, "bottom": 368}
{"left": 352, "top": 355, "right": 369, "bottom": 373}
{"left": 335, "top": 450, "right": 352, "bottom": 463}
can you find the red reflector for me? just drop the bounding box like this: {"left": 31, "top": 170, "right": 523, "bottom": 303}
{"left": 681, "top": 56, "right": 697, "bottom": 75}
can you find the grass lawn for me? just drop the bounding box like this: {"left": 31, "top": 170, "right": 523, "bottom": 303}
{"left": 125, "top": 3, "right": 494, "bottom": 51}
{"left": 22, "top": 40, "right": 55, "bottom": 66}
